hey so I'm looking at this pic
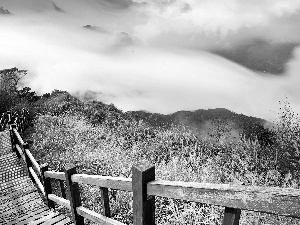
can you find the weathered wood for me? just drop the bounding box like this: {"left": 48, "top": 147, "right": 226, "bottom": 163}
{"left": 222, "top": 207, "right": 241, "bottom": 225}
{"left": 12, "top": 128, "right": 25, "bottom": 145}
{"left": 72, "top": 174, "right": 132, "bottom": 191}
{"left": 59, "top": 169, "right": 67, "bottom": 199}
{"left": 7, "top": 111, "right": 11, "bottom": 122}
{"left": 77, "top": 206, "right": 125, "bottom": 225}
{"left": 16, "top": 207, "right": 50, "bottom": 222}
{"left": 132, "top": 163, "right": 155, "bottom": 225}
{"left": 40, "top": 213, "right": 67, "bottom": 225}
{"left": 24, "top": 211, "right": 57, "bottom": 224}
{"left": 29, "top": 167, "right": 45, "bottom": 196}
{"left": 147, "top": 180, "right": 300, "bottom": 218}
{"left": 64, "top": 163, "right": 84, "bottom": 224}
{"left": 55, "top": 217, "right": 73, "bottom": 225}
{"left": 41, "top": 163, "right": 55, "bottom": 209}
{"left": 10, "top": 124, "right": 17, "bottom": 153}
{"left": 44, "top": 171, "right": 66, "bottom": 180}
{"left": 25, "top": 148, "right": 41, "bottom": 176}
{"left": 17, "top": 210, "right": 54, "bottom": 225}
{"left": 100, "top": 187, "right": 111, "bottom": 217}
{"left": 48, "top": 194, "right": 71, "bottom": 210}
{"left": 0, "top": 129, "right": 73, "bottom": 225}
{"left": 23, "top": 143, "right": 33, "bottom": 181}
{"left": 15, "top": 144, "right": 26, "bottom": 163}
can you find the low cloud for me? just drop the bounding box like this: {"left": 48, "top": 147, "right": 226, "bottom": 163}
{"left": 0, "top": 0, "right": 300, "bottom": 120}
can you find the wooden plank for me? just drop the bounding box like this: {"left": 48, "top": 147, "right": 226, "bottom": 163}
{"left": 0, "top": 192, "right": 40, "bottom": 210}
{"left": 132, "top": 163, "right": 155, "bottom": 225}
{"left": 16, "top": 207, "right": 50, "bottom": 222}
{"left": 64, "top": 164, "right": 84, "bottom": 224}
{"left": 25, "top": 149, "right": 41, "bottom": 176}
{"left": 0, "top": 185, "right": 35, "bottom": 202}
{"left": 44, "top": 171, "right": 66, "bottom": 180}
{"left": 0, "top": 153, "right": 16, "bottom": 161}
{"left": 0, "top": 177, "right": 32, "bottom": 193}
{"left": 24, "top": 211, "right": 57, "bottom": 225}
{"left": 0, "top": 189, "right": 36, "bottom": 206}
{"left": 40, "top": 214, "right": 67, "bottom": 225}
{"left": 40, "top": 164, "right": 55, "bottom": 209}
{"left": 55, "top": 217, "right": 73, "bottom": 225}
{"left": 48, "top": 194, "right": 71, "bottom": 210}
{"left": 59, "top": 180, "right": 67, "bottom": 199}
{"left": 0, "top": 196, "right": 45, "bottom": 217}
{"left": 0, "top": 167, "right": 26, "bottom": 176}
{"left": 15, "top": 144, "right": 25, "bottom": 163}
{"left": 54, "top": 217, "right": 73, "bottom": 225}
{"left": 0, "top": 166, "right": 25, "bottom": 175}
{"left": 29, "top": 167, "right": 45, "bottom": 196}
{"left": 72, "top": 174, "right": 132, "bottom": 191}
{"left": 222, "top": 207, "right": 241, "bottom": 225}
{"left": 16, "top": 209, "right": 52, "bottom": 224}
{"left": 12, "top": 128, "right": 25, "bottom": 145}
{"left": 77, "top": 206, "right": 125, "bottom": 225}
{"left": 147, "top": 180, "right": 300, "bottom": 218}
{"left": 100, "top": 187, "right": 111, "bottom": 217}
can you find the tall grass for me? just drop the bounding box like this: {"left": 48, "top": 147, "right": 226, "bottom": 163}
{"left": 27, "top": 101, "right": 300, "bottom": 225}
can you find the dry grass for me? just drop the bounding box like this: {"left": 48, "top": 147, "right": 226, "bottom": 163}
{"left": 27, "top": 102, "right": 300, "bottom": 224}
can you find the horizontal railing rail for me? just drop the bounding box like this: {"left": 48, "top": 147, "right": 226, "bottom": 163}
{"left": 5, "top": 110, "right": 300, "bottom": 225}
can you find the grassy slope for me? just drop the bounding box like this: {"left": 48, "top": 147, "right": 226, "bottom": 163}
{"left": 24, "top": 92, "right": 300, "bottom": 225}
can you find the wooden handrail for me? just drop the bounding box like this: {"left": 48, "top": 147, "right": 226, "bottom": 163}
{"left": 29, "top": 167, "right": 45, "bottom": 196}
{"left": 147, "top": 180, "right": 300, "bottom": 218}
{"left": 72, "top": 174, "right": 132, "bottom": 191}
{"left": 12, "top": 128, "right": 25, "bottom": 145}
{"left": 15, "top": 144, "right": 26, "bottom": 163}
{"left": 44, "top": 171, "right": 66, "bottom": 180}
{"left": 48, "top": 194, "right": 71, "bottom": 210}
{"left": 0, "top": 111, "right": 10, "bottom": 131}
{"left": 24, "top": 148, "right": 41, "bottom": 176}
{"left": 77, "top": 206, "right": 125, "bottom": 225}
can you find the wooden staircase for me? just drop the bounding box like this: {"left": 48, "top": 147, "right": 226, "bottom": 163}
{"left": 0, "top": 130, "right": 73, "bottom": 225}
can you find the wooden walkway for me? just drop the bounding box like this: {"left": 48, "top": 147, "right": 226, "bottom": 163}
{"left": 0, "top": 131, "right": 73, "bottom": 225}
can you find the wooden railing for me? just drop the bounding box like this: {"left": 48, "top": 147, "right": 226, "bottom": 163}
{"left": 0, "top": 111, "right": 11, "bottom": 131}
{"left": 6, "top": 112, "right": 300, "bottom": 225}
{"left": 0, "top": 109, "right": 29, "bottom": 132}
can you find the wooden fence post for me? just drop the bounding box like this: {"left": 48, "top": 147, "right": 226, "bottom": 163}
{"left": 7, "top": 111, "right": 11, "bottom": 125}
{"left": 41, "top": 163, "right": 55, "bottom": 209}
{"left": 132, "top": 163, "right": 155, "bottom": 225}
{"left": 0, "top": 113, "right": 4, "bottom": 131}
{"left": 100, "top": 187, "right": 111, "bottom": 217}
{"left": 64, "top": 164, "right": 84, "bottom": 225}
{"left": 57, "top": 168, "right": 66, "bottom": 199}
{"left": 222, "top": 207, "right": 241, "bottom": 225}
{"left": 10, "top": 124, "right": 16, "bottom": 153}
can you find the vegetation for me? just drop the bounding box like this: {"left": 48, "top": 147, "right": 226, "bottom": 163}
{"left": 22, "top": 94, "right": 299, "bottom": 225}
{"left": 2, "top": 67, "right": 300, "bottom": 224}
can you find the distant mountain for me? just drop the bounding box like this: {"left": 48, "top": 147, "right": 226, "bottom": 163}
{"left": 0, "top": 6, "right": 11, "bottom": 14}
{"left": 29, "top": 89, "right": 274, "bottom": 145}
{"left": 127, "top": 108, "right": 272, "bottom": 144}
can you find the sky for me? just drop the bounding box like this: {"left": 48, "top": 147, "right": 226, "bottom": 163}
{"left": 0, "top": 0, "right": 300, "bottom": 120}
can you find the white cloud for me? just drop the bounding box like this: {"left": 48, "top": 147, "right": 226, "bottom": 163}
{"left": 0, "top": 0, "right": 300, "bottom": 120}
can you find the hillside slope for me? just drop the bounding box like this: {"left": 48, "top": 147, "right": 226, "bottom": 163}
{"left": 127, "top": 108, "right": 271, "bottom": 142}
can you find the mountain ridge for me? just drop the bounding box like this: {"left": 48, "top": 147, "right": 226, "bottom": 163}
{"left": 126, "top": 107, "right": 271, "bottom": 144}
